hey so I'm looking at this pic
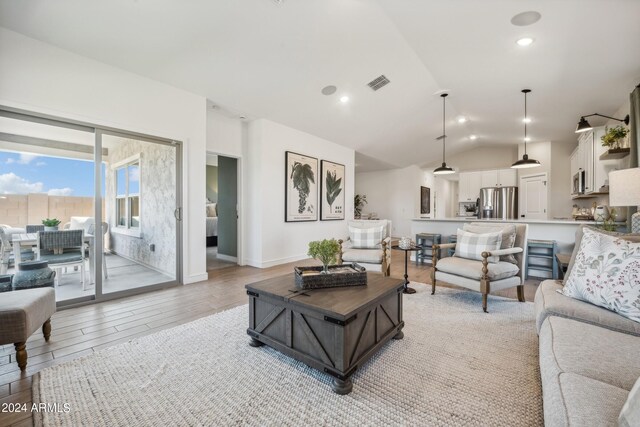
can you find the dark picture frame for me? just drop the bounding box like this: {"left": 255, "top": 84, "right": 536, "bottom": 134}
{"left": 320, "top": 160, "right": 345, "bottom": 221}
{"left": 285, "top": 151, "right": 318, "bottom": 222}
{"left": 420, "top": 186, "right": 430, "bottom": 215}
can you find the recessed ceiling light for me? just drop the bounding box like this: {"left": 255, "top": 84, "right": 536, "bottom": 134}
{"left": 340, "top": 96, "right": 350, "bottom": 103}
{"left": 511, "top": 11, "right": 542, "bottom": 27}
{"left": 457, "top": 117, "right": 467, "bottom": 124}
{"left": 321, "top": 85, "right": 337, "bottom": 96}
{"left": 524, "top": 137, "right": 531, "bottom": 142}
{"left": 517, "top": 37, "right": 534, "bottom": 46}
{"left": 469, "top": 135, "right": 477, "bottom": 140}
{"left": 522, "top": 118, "right": 531, "bottom": 123}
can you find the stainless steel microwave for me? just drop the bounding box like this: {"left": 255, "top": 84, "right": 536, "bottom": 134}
{"left": 572, "top": 170, "right": 585, "bottom": 195}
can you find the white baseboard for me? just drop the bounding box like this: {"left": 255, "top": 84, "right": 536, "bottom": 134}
{"left": 217, "top": 253, "right": 237, "bottom": 263}
{"left": 245, "top": 254, "right": 309, "bottom": 269}
{"left": 183, "top": 272, "right": 209, "bottom": 284}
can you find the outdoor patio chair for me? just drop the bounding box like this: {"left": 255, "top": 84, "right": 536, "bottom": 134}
{"left": 36, "top": 230, "right": 87, "bottom": 290}
{"left": 88, "top": 221, "right": 109, "bottom": 279}
{"left": 26, "top": 225, "right": 45, "bottom": 233}
{"left": 0, "top": 226, "right": 34, "bottom": 274}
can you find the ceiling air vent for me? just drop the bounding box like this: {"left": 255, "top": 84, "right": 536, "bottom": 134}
{"left": 367, "top": 75, "right": 390, "bottom": 91}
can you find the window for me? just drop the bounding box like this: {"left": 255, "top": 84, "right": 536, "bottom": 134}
{"left": 115, "top": 159, "right": 141, "bottom": 230}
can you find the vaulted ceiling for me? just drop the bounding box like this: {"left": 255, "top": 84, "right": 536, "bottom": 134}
{"left": 1, "top": 0, "right": 639, "bottom": 171}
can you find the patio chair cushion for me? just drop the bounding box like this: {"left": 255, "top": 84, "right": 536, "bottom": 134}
{"left": 40, "top": 252, "right": 83, "bottom": 264}
{"left": 436, "top": 256, "right": 519, "bottom": 281}
{"left": 0, "top": 287, "right": 56, "bottom": 344}
{"left": 342, "top": 248, "right": 384, "bottom": 264}
{"left": 454, "top": 229, "right": 502, "bottom": 263}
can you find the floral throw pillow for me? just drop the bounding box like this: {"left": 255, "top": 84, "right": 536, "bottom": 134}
{"left": 563, "top": 228, "right": 640, "bottom": 323}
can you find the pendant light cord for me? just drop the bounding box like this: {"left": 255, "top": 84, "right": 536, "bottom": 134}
{"left": 442, "top": 93, "right": 447, "bottom": 163}
{"left": 524, "top": 90, "right": 528, "bottom": 155}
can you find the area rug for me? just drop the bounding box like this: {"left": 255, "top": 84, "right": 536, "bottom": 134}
{"left": 33, "top": 283, "right": 543, "bottom": 426}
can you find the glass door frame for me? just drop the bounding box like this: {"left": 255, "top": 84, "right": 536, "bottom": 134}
{"left": 0, "top": 105, "right": 183, "bottom": 308}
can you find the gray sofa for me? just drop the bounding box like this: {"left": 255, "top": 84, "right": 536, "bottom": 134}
{"left": 535, "top": 279, "right": 640, "bottom": 426}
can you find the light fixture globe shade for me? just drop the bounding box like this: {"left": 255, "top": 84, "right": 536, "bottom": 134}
{"left": 511, "top": 154, "right": 541, "bottom": 169}
{"left": 575, "top": 116, "right": 592, "bottom": 133}
{"left": 433, "top": 162, "right": 455, "bottom": 175}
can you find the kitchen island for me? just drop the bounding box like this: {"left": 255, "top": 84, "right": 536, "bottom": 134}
{"left": 412, "top": 217, "right": 624, "bottom": 255}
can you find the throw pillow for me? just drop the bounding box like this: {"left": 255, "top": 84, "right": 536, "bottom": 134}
{"left": 564, "top": 225, "right": 640, "bottom": 284}
{"left": 563, "top": 228, "right": 640, "bottom": 323}
{"left": 206, "top": 203, "right": 217, "bottom": 217}
{"left": 349, "top": 225, "right": 385, "bottom": 249}
{"left": 455, "top": 229, "right": 502, "bottom": 263}
{"left": 463, "top": 223, "right": 518, "bottom": 264}
{"left": 619, "top": 375, "right": 640, "bottom": 427}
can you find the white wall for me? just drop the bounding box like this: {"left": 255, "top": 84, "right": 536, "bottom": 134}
{"left": 245, "top": 119, "right": 355, "bottom": 268}
{"left": 206, "top": 111, "right": 243, "bottom": 158}
{"left": 426, "top": 145, "right": 519, "bottom": 171}
{"left": 355, "top": 165, "right": 426, "bottom": 237}
{"left": 0, "top": 28, "right": 208, "bottom": 283}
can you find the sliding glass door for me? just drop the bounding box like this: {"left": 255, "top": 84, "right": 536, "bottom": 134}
{"left": 0, "top": 107, "right": 182, "bottom": 307}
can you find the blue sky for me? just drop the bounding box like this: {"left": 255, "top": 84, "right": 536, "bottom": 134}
{"left": 0, "top": 151, "right": 105, "bottom": 197}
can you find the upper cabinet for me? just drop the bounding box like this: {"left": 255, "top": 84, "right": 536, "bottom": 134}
{"left": 459, "top": 168, "right": 517, "bottom": 202}
{"left": 571, "top": 126, "right": 623, "bottom": 197}
{"left": 459, "top": 171, "right": 482, "bottom": 202}
{"left": 497, "top": 168, "right": 518, "bottom": 186}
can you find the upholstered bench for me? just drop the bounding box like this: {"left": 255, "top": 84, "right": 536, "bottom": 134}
{"left": 0, "top": 288, "right": 56, "bottom": 371}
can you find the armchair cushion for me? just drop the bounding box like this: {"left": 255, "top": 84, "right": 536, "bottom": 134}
{"left": 455, "top": 229, "right": 502, "bottom": 263}
{"left": 463, "top": 223, "right": 518, "bottom": 264}
{"left": 436, "top": 256, "right": 519, "bottom": 281}
{"left": 342, "top": 248, "right": 384, "bottom": 264}
{"left": 348, "top": 225, "right": 385, "bottom": 249}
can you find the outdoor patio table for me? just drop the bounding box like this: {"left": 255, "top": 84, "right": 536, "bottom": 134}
{"left": 11, "top": 233, "right": 96, "bottom": 285}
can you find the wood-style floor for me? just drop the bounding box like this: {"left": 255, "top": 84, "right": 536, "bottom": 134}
{"left": 0, "top": 250, "right": 541, "bottom": 427}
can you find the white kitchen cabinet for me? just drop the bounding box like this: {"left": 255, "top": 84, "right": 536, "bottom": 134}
{"left": 570, "top": 147, "right": 579, "bottom": 179}
{"left": 480, "top": 170, "right": 498, "bottom": 188}
{"left": 458, "top": 171, "right": 482, "bottom": 202}
{"left": 581, "top": 131, "right": 595, "bottom": 193}
{"left": 497, "top": 168, "right": 517, "bottom": 186}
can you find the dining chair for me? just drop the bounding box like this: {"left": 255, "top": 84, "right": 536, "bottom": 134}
{"left": 26, "top": 225, "right": 45, "bottom": 233}
{"left": 0, "top": 226, "right": 34, "bottom": 274}
{"left": 36, "top": 230, "right": 87, "bottom": 290}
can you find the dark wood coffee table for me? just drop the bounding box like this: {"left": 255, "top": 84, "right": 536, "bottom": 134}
{"left": 246, "top": 273, "right": 405, "bottom": 395}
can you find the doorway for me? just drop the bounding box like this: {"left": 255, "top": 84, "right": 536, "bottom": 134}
{"left": 519, "top": 172, "right": 548, "bottom": 220}
{"left": 0, "top": 106, "right": 183, "bottom": 307}
{"left": 206, "top": 153, "right": 238, "bottom": 270}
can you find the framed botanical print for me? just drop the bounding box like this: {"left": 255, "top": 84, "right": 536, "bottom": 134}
{"left": 285, "top": 151, "right": 318, "bottom": 222}
{"left": 320, "top": 160, "right": 345, "bottom": 221}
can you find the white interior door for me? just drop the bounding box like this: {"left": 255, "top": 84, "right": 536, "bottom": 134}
{"left": 520, "top": 173, "right": 548, "bottom": 220}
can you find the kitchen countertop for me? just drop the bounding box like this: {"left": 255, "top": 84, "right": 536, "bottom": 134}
{"left": 413, "top": 217, "right": 625, "bottom": 225}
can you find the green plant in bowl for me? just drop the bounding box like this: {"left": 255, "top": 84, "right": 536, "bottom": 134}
{"left": 42, "top": 218, "right": 61, "bottom": 227}
{"left": 601, "top": 126, "right": 629, "bottom": 149}
{"left": 307, "top": 239, "right": 341, "bottom": 274}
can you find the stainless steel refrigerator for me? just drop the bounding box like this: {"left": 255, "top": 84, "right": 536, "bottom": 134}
{"left": 478, "top": 187, "right": 518, "bottom": 220}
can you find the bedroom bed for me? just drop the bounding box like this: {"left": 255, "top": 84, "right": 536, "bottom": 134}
{"left": 206, "top": 203, "right": 218, "bottom": 247}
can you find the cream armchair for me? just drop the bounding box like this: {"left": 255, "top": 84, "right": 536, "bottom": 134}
{"left": 431, "top": 222, "right": 528, "bottom": 313}
{"left": 337, "top": 220, "right": 392, "bottom": 276}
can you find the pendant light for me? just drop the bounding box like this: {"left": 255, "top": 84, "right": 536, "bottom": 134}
{"left": 511, "top": 89, "right": 541, "bottom": 169}
{"left": 433, "top": 93, "right": 455, "bottom": 175}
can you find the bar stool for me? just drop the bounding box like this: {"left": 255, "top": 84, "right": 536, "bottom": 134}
{"left": 447, "top": 234, "right": 457, "bottom": 257}
{"left": 525, "top": 239, "right": 558, "bottom": 280}
{"left": 415, "top": 233, "right": 441, "bottom": 266}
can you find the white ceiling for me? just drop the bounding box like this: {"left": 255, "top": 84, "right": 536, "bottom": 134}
{"left": 0, "top": 0, "right": 639, "bottom": 172}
